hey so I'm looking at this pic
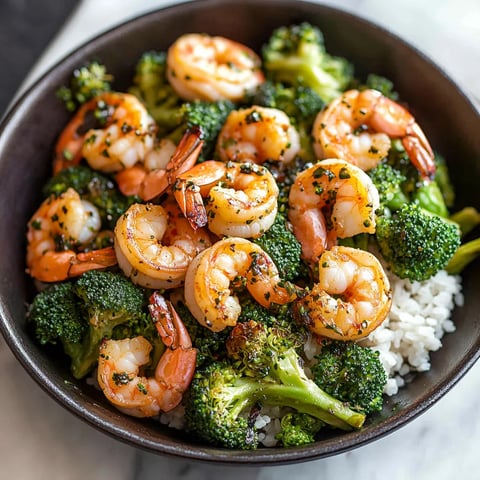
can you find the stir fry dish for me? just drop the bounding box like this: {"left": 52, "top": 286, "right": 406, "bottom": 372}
{"left": 25, "top": 23, "right": 480, "bottom": 449}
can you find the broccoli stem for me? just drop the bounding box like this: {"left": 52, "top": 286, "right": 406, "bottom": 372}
{"left": 262, "top": 349, "right": 365, "bottom": 430}
{"left": 446, "top": 237, "right": 480, "bottom": 275}
{"left": 450, "top": 207, "right": 480, "bottom": 237}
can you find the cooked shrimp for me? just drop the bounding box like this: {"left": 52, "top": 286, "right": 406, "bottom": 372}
{"left": 115, "top": 127, "right": 203, "bottom": 201}
{"left": 312, "top": 89, "right": 435, "bottom": 178}
{"left": 293, "top": 246, "right": 392, "bottom": 341}
{"left": 54, "top": 92, "right": 156, "bottom": 175}
{"left": 114, "top": 199, "right": 211, "bottom": 289}
{"left": 173, "top": 160, "right": 278, "bottom": 237}
{"left": 166, "top": 33, "right": 265, "bottom": 101}
{"left": 97, "top": 292, "right": 197, "bottom": 418}
{"left": 288, "top": 158, "right": 380, "bottom": 264}
{"left": 215, "top": 106, "right": 301, "bottom": 164}
{"left": 184, "top": 237, "right": 295, "bottom": 332}
{"left": 26, "top": 188, "right": 117, "bottom": 282}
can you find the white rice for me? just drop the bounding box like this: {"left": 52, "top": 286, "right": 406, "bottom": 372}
{"left": 361, "top": 269, "right": 463, "bottom": 396}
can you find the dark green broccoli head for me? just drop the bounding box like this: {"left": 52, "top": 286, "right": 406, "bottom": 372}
{"left": 252, "top": 212, "right": 304, "bottom": 281}
{"left": 28, "top": 281, "right": 85, "bottom": 345}
{"left": 275, "top": 412, "right": 324, "bottom": 447}
{"left": 183, "top": 361, "right": 260, "bottom": 449}
{"left": 375, "top": 202, "right": 461, "bottom": 281}
{"left": 180, "top": 99, "right": 236, "bottom": 161}
{"left": 57, "top": 61, "right": 113, "bottom": 112}
{"left": 367, "top": 162, "right": 408, "bottom": 211}
{"left": 43, "top": 165, "right": 137, "bottom": 230}
{"left": 174, "top": 300, "right": 230, "bottom": 367}
{"left": 74, "top": 270, "right": 146, "bottom": 327}
{"left": 312, "top": 340, "right": 387, "bottom": 414}
{"left": 262, "top": 22, "right": 354, "bottom": 102}
{"left": 364, "top": 74, "right": 399, "bottom": 100}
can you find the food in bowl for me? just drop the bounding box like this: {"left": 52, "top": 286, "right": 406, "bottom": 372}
{"left": 23, "top": 20, "right": 478, "bottom": 451}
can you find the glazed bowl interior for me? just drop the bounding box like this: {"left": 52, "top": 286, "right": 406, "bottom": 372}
{"left": 1, "top": 0, "right": 479, "bottom": 465}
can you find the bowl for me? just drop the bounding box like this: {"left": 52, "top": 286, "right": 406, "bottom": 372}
{"left": 0, "top": 0, "right": 479, "bottom": 465}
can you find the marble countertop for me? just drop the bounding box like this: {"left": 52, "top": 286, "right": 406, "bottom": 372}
{"left": 1, "top": 0, "right": 479, "bottom": 479}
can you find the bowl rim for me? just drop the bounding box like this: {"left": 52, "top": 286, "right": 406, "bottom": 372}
{"left": 1, "top": 0, "right": 479, "bottom": 465}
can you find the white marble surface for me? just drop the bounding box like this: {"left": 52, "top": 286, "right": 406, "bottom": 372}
{"left": 2, "top": 0, "right": 479, "bottom": 478}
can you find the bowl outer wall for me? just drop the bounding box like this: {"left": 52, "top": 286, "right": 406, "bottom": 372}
{"left": 0, "top": 0, "right": 479, "bottom": 465}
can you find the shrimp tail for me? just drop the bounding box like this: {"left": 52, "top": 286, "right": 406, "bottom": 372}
{"left": 149, "top": 291, "right": 193, "bottom": 350}
{"left": 140, "top": 127, "right": 204, "bottom": 202}
{"left": 69, "top": 246, "right": 118, "bottom": 277}
{"left": 402, "top": 122, "right": 436, "bottom": 180}
{"left": 173, "top": 180, "right": 208, "bottom": 230}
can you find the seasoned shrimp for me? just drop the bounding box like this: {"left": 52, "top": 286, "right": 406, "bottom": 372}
{"left": 215, "top": 106, "right": 301, "bottom": 164}
{"left": 115, "top": 127, "right": 203, "bottom": 201}
{"left": 54, "top": 92, "right": 156, "bottom": 174}
{"left": 293, "top": 246, "right": 392, "bottom": 341}
{"left": 288, "top": 159, "right": 379, "bottom": 264}
{"left": 173, "top": 160, "right": 279, "bottom": 237}
{"left": 97, "top": 292, "right": 197, "bottom": 418}
{"left": 26, "top": 188, "right": 117, "bottom": 282}
{"left": 114, "top": 199, "right": 211, "bottom": 289}
{"left": 166, "top": 33, "right": 265, "bottom": 101}
{"left": 312, "top": 89, "right": 435, "bottom": 178}
{"left": 184, "top": 237, "right": 295, "bottom": 332}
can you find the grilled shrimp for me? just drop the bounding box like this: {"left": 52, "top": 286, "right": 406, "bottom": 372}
{"left": 173, "top": 160, "right": 278, "bottom": 237}
{"left": 293, "top": 246, "right": 392, "bottom": 341}
{"left": 53, "top": 92, "right": 157, "bottom": 175}
{"left": 97, "top": 292, "right": 197, "bottom": 418}
{"left": 312, "top": 88, "right": 435, "bottom": 178}
{"left": 184, "top": 237, "right": 295, "bottom": 332}
{"left": 26, "top": 188, "right": 117, "bottom": 282}
{"left": 166, "top": 33, "right": 265, "bottom": 102}
{"left": 288, "top": 159, "right": 380, "bottom": 264}
{"left": 215, "top": 105, "right": 301, "bottom": 164}
{"left": 114, "top": 199, "right": 211, "bottom": 289}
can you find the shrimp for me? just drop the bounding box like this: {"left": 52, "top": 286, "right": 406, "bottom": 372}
{"left": 288, "top": 159, "right": 380, "bottom": 264}
{"left": 166, "top": 33, "right": 265, "bottom": 101}
{"left": 312, "top": 88, "right": 435, "bottom": 178}
{"left": 293, "top": 246, "right": 392, "bottom": 341}
{"left": 53, "top": 91, "right": 157, "bottom": 175}
{"left": 114, "top": 127, "right": 203, "bottom": 201}
{"left": 97, "top": 292, "right": 197, "bottom": 418}
{"left": 184, "top": 237, "right": 295, "bottom": 332}
{"left": 173, "top": 160, "right": 279, "bottom": 237}
{"left": 215, "top": 106, "right": 301, "bottom": 164}
{"left": 114, "top": 199, "right": 211, "bottom": 289}
{"left": 26, "top": 188, "right": 117, "bottom": 282}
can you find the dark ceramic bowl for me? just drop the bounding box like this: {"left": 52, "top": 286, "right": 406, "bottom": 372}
{"left": 0, "top": 0, "right": 479, "bottom": 465}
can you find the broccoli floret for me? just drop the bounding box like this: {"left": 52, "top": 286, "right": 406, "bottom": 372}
{"left": 28, "top": 270, "right": 149, "bottom": 379}
{"left": 311, "top": 340, "right": 387, "bottom": 414}
{"left": 129, "top": 51, "right": 185, "bottom": 132}
{"left": 184, "top": 320, "right": 365, "bottom": 449}
{"left": 173, "top": 99, "right": 236, "bottom": 161}
{"left": 275, "top": 412, "right": 324, "bottom": 447}
{"left": 262, "top": 22, "right": 354, "bottom": 103}
{"left": 252, "top": 212, "right": 303, "bottom": 281}
{"left": 250, "top": 81, "right": 324, "bottom": 162}
{"left": 363, "top": 74, "right": 399, "bottom": 100}
{"left": 42, "top": 165, "right": 137, "bottom": 230}
{"left": 57, "top": 61, "right": 113, "bottom": 112}
{"left": 367, "top": 162, "right": 408, "bottom": 211}
{"left": 184, "top": 361, "right": 262, "bottom": 449}
{"left": 130, "top": 51, "right": 236, "bottom": 161}
{"left": 174, "top": 300, "right": 230, "bottom": 367}
{"left": 27, "top": 281, "right": 86, "bottom": 346}
{"left": 375, "top": 203, "right": 461, "bottom": 281}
